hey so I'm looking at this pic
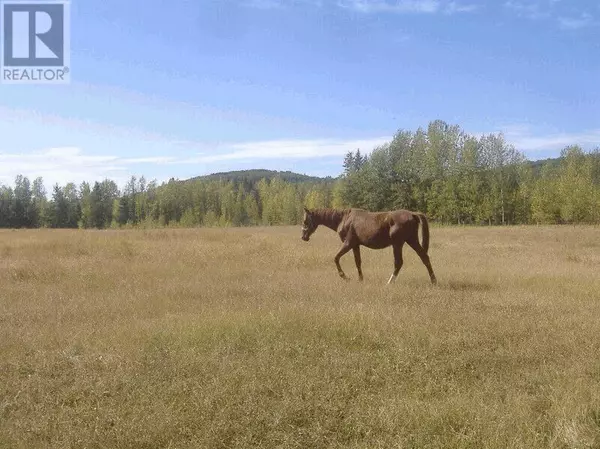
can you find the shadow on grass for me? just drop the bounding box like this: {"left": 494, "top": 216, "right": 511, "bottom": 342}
{"left": 394, "top": 277, "right": 494, "bottom": 293}
{"left": 565, "top": 254, "right": 582, "bottom": 263}
{"left": 444, "top": 279, "right": 495, "bottom": 293}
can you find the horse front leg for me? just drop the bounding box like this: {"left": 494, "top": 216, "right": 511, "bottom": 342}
{"left": 334, "top": 242, "right": 352, "bottom": 280}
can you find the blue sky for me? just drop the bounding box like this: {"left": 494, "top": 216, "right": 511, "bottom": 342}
{"left": 1, "top": 0, "right": 599, "bottom": 191}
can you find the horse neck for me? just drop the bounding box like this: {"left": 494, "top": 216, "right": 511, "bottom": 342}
{"left": 313, "top": 208, "right": 346, "bottom": 232}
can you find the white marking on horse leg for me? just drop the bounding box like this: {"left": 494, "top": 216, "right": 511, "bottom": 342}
{"left": 387, "top": 273, "right": 397, "bottom": 284}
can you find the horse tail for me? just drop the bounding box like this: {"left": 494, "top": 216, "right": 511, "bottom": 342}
{"left": 414, "top": 212, "right": 430, "bottom": 253}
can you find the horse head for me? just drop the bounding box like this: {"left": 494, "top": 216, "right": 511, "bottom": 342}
{"left": 301, "top": 207, "right": 317, "bottom": 241}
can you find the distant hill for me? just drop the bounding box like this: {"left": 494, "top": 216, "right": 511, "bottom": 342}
{"left": 188, "top": 169, "right": 335, "bottom": 184}
{"left": 178, "top": 157, "right": 562, "bottom": 187}
{"left": 528, "top": 156, "right": 562, "bottom": 174}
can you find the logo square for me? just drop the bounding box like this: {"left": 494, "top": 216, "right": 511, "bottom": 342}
{"left": 1, "top": 0, "right": 70, "bottom": 84}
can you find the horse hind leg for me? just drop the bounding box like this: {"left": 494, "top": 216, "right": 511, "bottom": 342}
{"left": 353, "top": 246, "right": 364, "bottom": 281}
{"left": 406, "top": 238, "right": 437, "bottom": 284}
{"left": 388, "top": 242, "right": 404, "bottom": 284}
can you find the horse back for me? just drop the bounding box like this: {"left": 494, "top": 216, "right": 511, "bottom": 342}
{"left": 349, "top": 208, "right": 413, "bottom": 224}
{"left": 388, "top": 209, "right": 416, "bottom": 224}
{"left": 341, "top": 209, "right": 393, "bottom": 247}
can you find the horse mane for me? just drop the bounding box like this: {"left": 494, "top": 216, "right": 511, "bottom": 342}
{"left": 310, "top": 208, "right": 350, "bottom": 226}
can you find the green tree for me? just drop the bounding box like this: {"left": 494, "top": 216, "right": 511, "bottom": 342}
{"left": 32, "top": 177, "right": 48, "bottom": 227}
{"left": 63, "top": 183, "right": 81, "bottom": 228}
{"left": 244, "top": 192, "right": 260, "bottom": 225}
{"left": 51, "top": 183, "right": 68, "bottom": 228}
{"left": 558, "top": 146, "right": 596, "bottom": 224}
{"left": 0, "top": 185, "right": 15, "bottom": 227}
{"left": 13, "top": 175, "right": 33, "bottom": 228}
{"left": 531, "top": 163, "right": 560, "bottom": 224}
{"left": 79, "top": 182, "right": 92, "bottom": 229}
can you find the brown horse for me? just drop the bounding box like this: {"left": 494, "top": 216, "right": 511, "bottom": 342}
{"left": 301, "top": 207, "right": 437, "bottom": 284}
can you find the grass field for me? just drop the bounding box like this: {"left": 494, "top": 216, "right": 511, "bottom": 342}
{"left": 1, "top": 224, "right": 600, "bottom": 448}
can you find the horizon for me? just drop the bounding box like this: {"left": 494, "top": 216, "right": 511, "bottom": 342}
{"left": 0, "top": 148, "right": 573, "bottom": 195}
{"left": 1, "top": 0, "right": 599, "bottom": 192}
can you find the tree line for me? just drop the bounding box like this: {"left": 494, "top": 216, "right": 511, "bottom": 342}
{"left": 1, "top": 120, "right": 599, "bottom": 229}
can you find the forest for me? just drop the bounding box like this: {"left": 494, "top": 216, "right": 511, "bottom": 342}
{"left": 1, "top": 120, "right": 599, "bottom": 229}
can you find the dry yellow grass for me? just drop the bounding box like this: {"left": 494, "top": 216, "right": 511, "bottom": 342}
{"left": 1, "top": 224, "right": 600, "bottom": 448}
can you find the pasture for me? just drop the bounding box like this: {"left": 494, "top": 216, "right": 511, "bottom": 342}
{"left": 1, "top": 224, "right": 600, "bottom": 448}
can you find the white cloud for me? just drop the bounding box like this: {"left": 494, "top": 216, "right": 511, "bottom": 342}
{"left": 558, "top": 12, "right": 596, "bottom": 30}
{"left": 243, "top": 0, "right": 286, "bottom": 9}
{"left": 2, "top": 127, "right": 597, "bottom": 195}
{"left": 0, "top": 137, "right": 389, "bottom": 191}
{"left": 504, "top": 1, "right": 597, "bottom": 29}
{"left": 336, "top": 0, "right": 476, "bottom": 14}
{"left": 334, "top": 0, "right": 594, "bottom": 27}
{"left": 0, "top": 147, "right": 127, "bottom": 192}
{"left": 242, "top": 0, "right": 323, "bottom": 8}
{"left": 179, "top": 137, "right": 389, "bottom": 164}
{"left": 496, "top": 125, "right": 600, "bottom": 154}
{"left": 242, "top": 0, "right": 476, "bottom": 14}
{"left": 443, "top": 1, "right": 478, "bottom": 14}
{"left": 504, "top": 1, "right": 549, "bottom": 20}
{"left": 337, "top": 0, "right": 440, "bottom": 13}
{"left": 120, "top": 157, "right": 178, "bottom": 164}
